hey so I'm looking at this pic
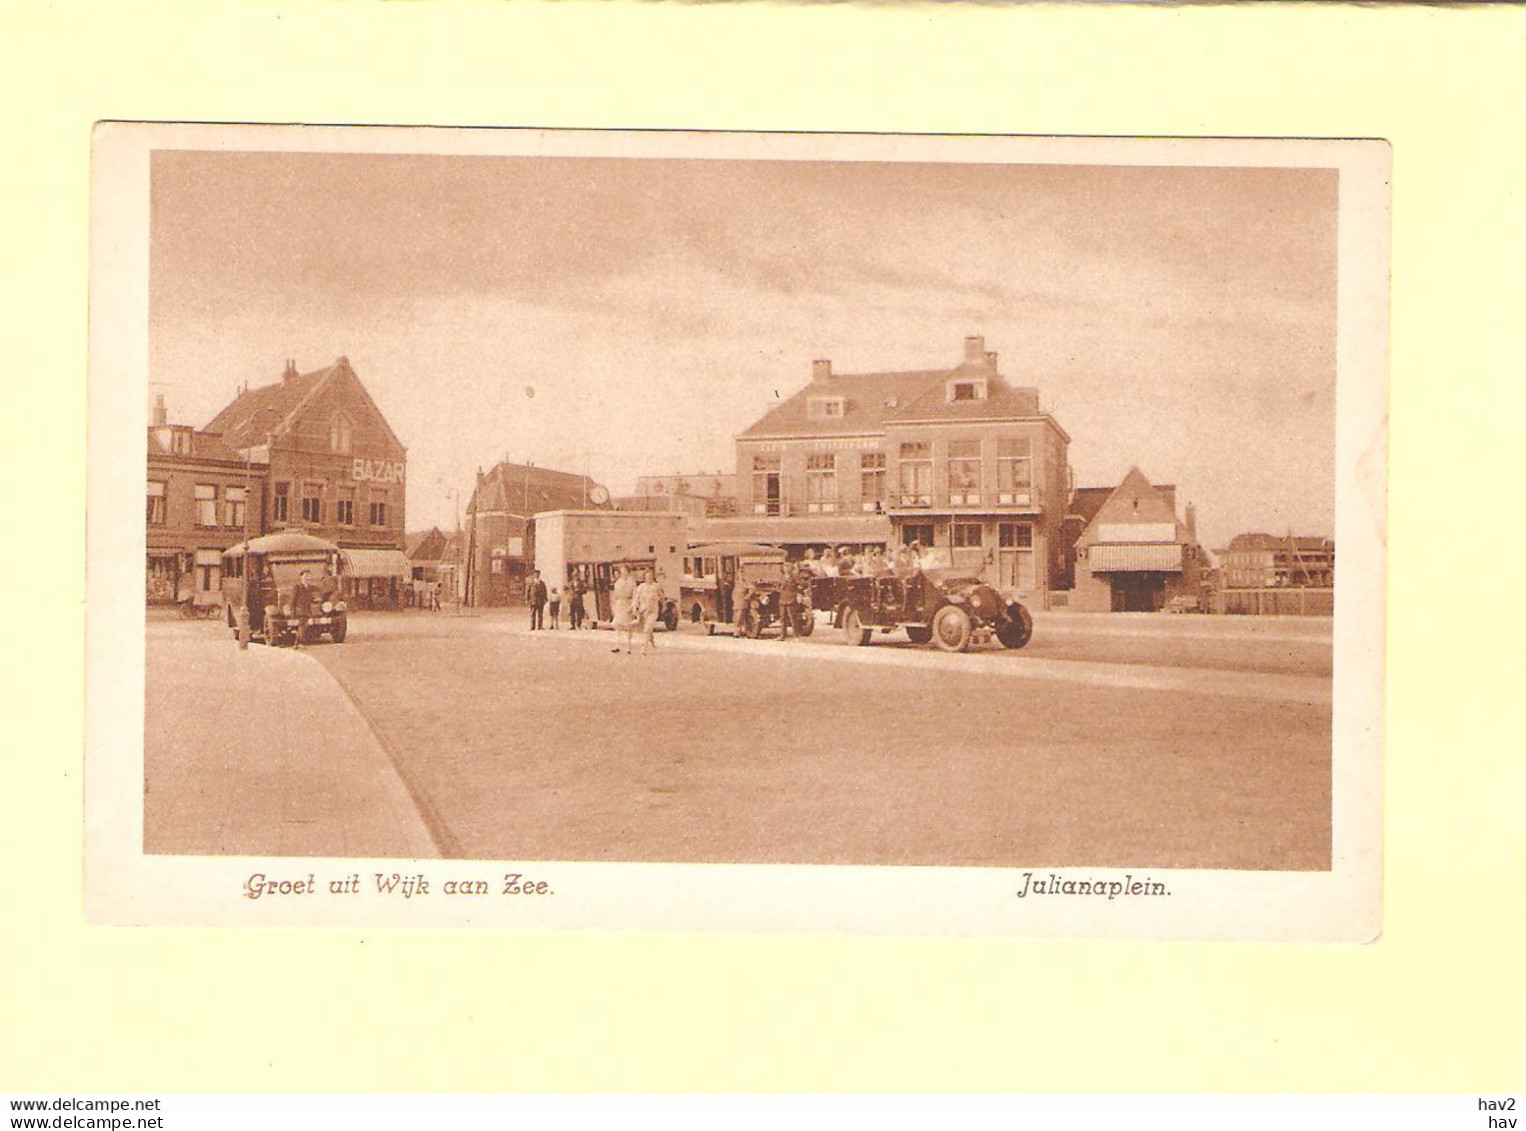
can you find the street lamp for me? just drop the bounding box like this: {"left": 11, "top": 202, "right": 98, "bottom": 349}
{"left": 236, "top": 407, "right": 286, "bottom": 650}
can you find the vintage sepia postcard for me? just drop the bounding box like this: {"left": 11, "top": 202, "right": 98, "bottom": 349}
{"left": 86, "top": 124, "right": 1387, "bottom": 939}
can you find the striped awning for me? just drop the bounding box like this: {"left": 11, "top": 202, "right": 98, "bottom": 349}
{"left": 340, "top": 548, "right": 410, "bottom": 578}
{"left": 1087, "top": 543, "right": 1183, "bottom": 572}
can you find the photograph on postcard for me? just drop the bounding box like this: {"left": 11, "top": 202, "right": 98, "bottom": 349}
{"left": 87, "top": 126, "right": 1386, "bottom": 938}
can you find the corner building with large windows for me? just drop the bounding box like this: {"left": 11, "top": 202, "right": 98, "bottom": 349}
{"left": 705, "top": 336, "right": 1073, "bottom": 606}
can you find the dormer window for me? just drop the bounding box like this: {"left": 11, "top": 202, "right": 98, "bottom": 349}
{"left": 807, "top": 396, "right": 845, "bottom": 420}
{"left": 947, "top": 379, "right": 988, "bottom": 403}
{"left": 329, "top": 412, "right": 354, "bottom": 454}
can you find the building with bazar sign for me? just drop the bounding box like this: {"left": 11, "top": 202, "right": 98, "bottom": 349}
{"left": 702, "top": 336, "right": 1073, "bottom": 606}
{"left": 203, "top": 357, "right": 409, "bottom": 608}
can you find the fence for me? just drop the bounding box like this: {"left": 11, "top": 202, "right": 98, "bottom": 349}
{"left": 1211, "top": 588, "right": 1334, "bottom": 617}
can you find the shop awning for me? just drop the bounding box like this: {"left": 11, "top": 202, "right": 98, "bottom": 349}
{"left": 340, "top": 548, "right": 410, "bottom": 578}
{"left": 1087, "top": 543, "right": 1183, "bottom": 572}
{"left": 193, "top": 549, "right": 223, "bottom": 566}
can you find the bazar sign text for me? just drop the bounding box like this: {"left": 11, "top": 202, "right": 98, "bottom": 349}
{"left": 349, "top": 458, "right": 405, "bottom": 485}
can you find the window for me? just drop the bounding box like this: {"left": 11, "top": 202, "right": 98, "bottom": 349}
{"left": 901, "top": 523, "right": 936, "bottom": 548}
{"left": 751, "top": 454, "right": 782, "bottom": 516}
{"left": 997, "top": 437, "right": 1033, "bottom": 504}
{"left": 146, "top": 481, "right": 166, "bottom": 525}
{"left": 272, "top": 482, "right": 290, "bottom": 523}
{"left": 947, "top": 439, "right": 982, "bottom": 506}
{"left": 224, "top": 485, "right": 246, "bottom": 528}
{"left": 898, "top": 442, "right": 932, "bottom": 506}
{"left": 947, "top": 379, "right": 987, "bottom": 403}
{"left": 336, "top": 488, "right": 355, "bottom": 526}
{"left": 952, "top": 522, "right": 984, "bottom": 548}
{"left": 301, "top": 483, "right": 323, "bottom": 525}
{"left": 170, "top": 428, "right": 192, "bottom": 455}
{"left": 998, "top": 522, "right": 1033, "bottom": 549}
{"left": 807, "top": 397, "right": 845, "bottom": 420}
{"left": 329, "top": 413, "right": 354, "bottom": 454}
{"left": 194, "top": 483, "right": 217, "bottom": 526}
{"left": 805, "top": 453, "right": 838, "bottom": 514}
{"left": 860, "top": 452, "right": 886, "bottom": 512}
{"left": 370, "top": 497, "right": 389, "bottom": 527}
{"left": 998, "top": 521, "right": 1036, "bottom": 590}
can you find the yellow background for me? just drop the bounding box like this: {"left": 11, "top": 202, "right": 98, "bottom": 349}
{"left": 3, "top": 0, "right": 1523, "bottom": 1093}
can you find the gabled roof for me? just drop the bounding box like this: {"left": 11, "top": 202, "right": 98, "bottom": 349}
{"left": 1076, "top": 467, "right": 1191, "bottom": 547}
{"left": 406, "top": 527, "right": 449, "bottom": 560}
{"left": 205, "top": 363, "right": 337, "bottom": 449}
{"left": 468, "top": 461, "right": 609, "bottom": 517}
{"left": 890, "top": 378, "right": 1041, "bottom": 423}
{"left": 203, "top": 357, "right": 405, "bottom": 455}
{"left": 740, "top": 367, "right": 1055, "bottom": 440}
{"left": 739, "top": 370, "right": 952, "bottom": 439}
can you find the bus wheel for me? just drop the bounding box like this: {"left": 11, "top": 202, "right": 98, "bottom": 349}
{"left": 841, "top": 607, "right": 871, "bottom": 646}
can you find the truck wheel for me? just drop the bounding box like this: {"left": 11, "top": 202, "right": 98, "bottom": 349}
{"left": 931, "top": 605, "right": 973, "bottom": 653}
{"left": 331, "top": 618, "right": 348, "bottom": 644}
{"left": 740, "top": 607, "right": 762, "bottom": 639}
{"left": 841, "top": 607, "right": 871, "bottom": 646}
{"left": 996, "top": 602, "right": 1033, "bottom": 649}
{"left": 905, "top": 626, "right": 932, "bottom": 645}
{"left": 662, "top": 605, "right": 679, "bottom": 632}
{"left": 796, "top": 607, "right": 815, "bottom": 637}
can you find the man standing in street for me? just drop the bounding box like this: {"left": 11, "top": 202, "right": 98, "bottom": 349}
{"left": 525, "top": 570, "right": 548, "bottom": 631}
{"left": 778, "top": 565, "right": 799, "bottom": 641}
{"left": 291, "top": 568, "right": 316, "bottom": 649}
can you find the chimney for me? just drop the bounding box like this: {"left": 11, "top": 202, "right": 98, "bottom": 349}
{"left": 1185, "top": 502, "right": 1198, "bottom": 539}
{"left": 282, "top": 358, "right": 298, "bottom": 383}
{"left": 984, "top": 350, "right": 999, "bottom": 372}
{"left": 963, "top": 335, "right": 985, "bottom": 364}
{"left": 812, "top": 359, "right": 832, "bottom": 382}
{"left": 152, "top": 393, "right": 168, "bottom": 427}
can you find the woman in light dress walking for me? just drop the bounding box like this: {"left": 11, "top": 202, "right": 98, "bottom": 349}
{"left": 632, "top": 569, "right": 663, "bottom": 656}
{"left": 610, "top": 565, "right": 637, "bottom": 654}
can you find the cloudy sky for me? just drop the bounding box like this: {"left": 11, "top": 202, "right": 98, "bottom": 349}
{"left": 150, "top": 149, "right": 1337, "bottom": 550}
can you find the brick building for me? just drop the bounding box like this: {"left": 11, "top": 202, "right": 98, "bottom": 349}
{"left": 1217, "top": 533, "right": 1335, "bottom": 589}
{"left": 463, "top": 461, "right": 611, "bottom": 606}
{"left": 1067, "top": 467, "right": 1209, "bottom": 612}
{"left": 702, "top": 336, "right": 1073, "bottom": 605}
{"left": 204, "top": 357, "right": 409, "bottom": 608}
{"left": 145, "top": 395, "right": 264, "bottom": 607}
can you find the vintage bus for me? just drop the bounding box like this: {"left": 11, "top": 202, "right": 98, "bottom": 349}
{"left": 679, "top": 542, "right": 810, "bottom": 637}
{"left": 221, "top": 532, "right": 349, "bottom": 646}
{"left": 533, "top": 510, "right": 684, "bottom": 630}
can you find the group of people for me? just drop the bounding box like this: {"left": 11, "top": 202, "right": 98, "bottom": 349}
{"left": 609, "top": 565, "right": 665, "bottom": 656}
{"left": 406, "top": 579, "right": 444, "bottom": 611}
{"left": 523, "top": 571, "right": 589, "bottom": 631}
{"left": 798, "top": 542, "right": 935, "bottom": 578}
{"left": 523, "top": 566, "right": 664, "bottom": 654}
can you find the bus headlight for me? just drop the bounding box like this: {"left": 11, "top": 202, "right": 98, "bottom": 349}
{"left": 321, "top": 601, "right": 333, "bottom": 613}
